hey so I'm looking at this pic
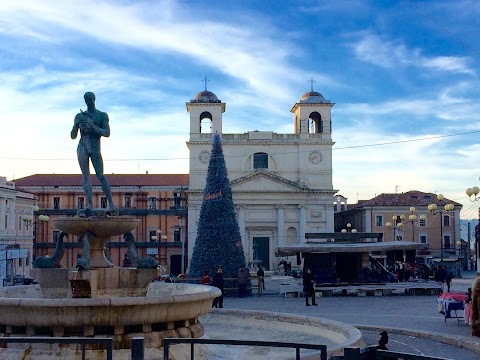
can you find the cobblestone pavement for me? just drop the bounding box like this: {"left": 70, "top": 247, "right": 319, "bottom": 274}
{"left": 218, "top": 271, "right": 480, "bottom": 360}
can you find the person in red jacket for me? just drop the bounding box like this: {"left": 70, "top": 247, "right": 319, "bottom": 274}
{"left": 201, "top": 270, "right": 211, "bottom": 285}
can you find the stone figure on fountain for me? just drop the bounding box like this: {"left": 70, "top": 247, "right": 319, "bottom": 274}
{"left": 32, "top": 232, "right": 67, "bottom": 268}
{"left": 125, "top": 232, "right": 159, "bottom": 268}
{"left": 71, "top": 92, "right": 116, "bottom": 214}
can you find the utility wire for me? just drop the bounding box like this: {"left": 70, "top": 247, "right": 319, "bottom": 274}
{"left": 1, "top": 130, "right": 479, "bottom": 162}
{"left": 404, "top": 0, "right": 480, "bottom": 57}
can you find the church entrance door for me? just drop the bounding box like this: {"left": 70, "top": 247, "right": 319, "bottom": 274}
{"left": 253, "top": 237, "right": 269, "bottom": 270}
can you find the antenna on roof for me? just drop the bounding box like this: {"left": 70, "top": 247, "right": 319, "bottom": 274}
{"left": 395, "top": 185, "right": 401, "bottom": 193}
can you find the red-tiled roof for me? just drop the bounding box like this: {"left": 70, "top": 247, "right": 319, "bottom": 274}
{"left": 353, "top": 190, "right": 462, "bottom": 208}
{"left": 13, "top": 174, "right": 189, "bottom": 187}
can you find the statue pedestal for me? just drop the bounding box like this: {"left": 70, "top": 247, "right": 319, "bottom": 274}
{"left": 31, "top": 268, "right": 71, "bottom": 299}
{"left": 69, "top": 268, "right": 158, "bottom": 298}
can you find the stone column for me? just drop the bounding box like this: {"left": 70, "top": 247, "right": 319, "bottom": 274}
{"left": 8, "top": 197, "right": 15, "bottom": 231}
{"left": 0, "top": 198, "right": 4, "bottom": 229}
{"left": 366, "top": 209, "right": 373, "bottom": 232}
{"left": 276, "top": 205, "right": 285, "bottom": 246}
{"left": 325, "top": 204, "right": 335, "bottom": 233}
{"left": 299, "top": 205, "right": 306, "bottom": 244}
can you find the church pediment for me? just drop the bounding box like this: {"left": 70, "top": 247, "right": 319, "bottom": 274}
{"left": 230, "top": 171, "right": 308, "bottom": 192}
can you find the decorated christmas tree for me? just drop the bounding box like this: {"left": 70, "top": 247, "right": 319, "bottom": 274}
{"left": 188, "top": 134, "right": 247, "bottom": 279}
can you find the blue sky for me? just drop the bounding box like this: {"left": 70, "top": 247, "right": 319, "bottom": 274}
{"left": 1, "top": 0, "right": 480, "bottom": 219}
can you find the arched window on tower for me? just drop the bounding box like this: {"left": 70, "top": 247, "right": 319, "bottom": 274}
{"left": 199, "top": 111, "right": 213, "bottom": 133}
{"left": 253, "top": 152, "right": 268, "bottom": 169}
{"left": 308, "top": 112, "right": 322, "bottom": 134}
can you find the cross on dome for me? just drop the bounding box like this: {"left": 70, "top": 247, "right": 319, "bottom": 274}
{"left": 203, "top": 76, "right": 210, "bottom": 91}
{"left": 308, "top": 77, "right": 316, "bottom": 92}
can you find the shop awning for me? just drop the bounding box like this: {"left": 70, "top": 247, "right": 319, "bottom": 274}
{"left": 276, "top": 241, "right": 427, "bottom": 256}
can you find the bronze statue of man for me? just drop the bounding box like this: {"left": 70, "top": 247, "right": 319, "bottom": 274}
{"left": 71, "top": 92, "right": 115, "bottom": 211}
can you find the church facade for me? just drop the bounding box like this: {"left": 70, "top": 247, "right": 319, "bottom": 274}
{"left": 186, "top": 89, "right": 337, "bottom": 270}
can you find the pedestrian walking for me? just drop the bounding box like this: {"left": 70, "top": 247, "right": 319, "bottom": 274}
{"left": 303, "top": 268, "right": 317, "bottom": 306}
{"left": 211, "top": 267, "right": 224, "bottom": 308}
{"left": 237, "top": 266, "right": 248, "bottom": 298}
{"left": 257, "top": 266, "right": 265, "bottom": 294}
{"left": 436, "top": 265, "right": 446, "bottom": 284}
{"left": 445, "top": 270, "right": 454, "bottom": 292}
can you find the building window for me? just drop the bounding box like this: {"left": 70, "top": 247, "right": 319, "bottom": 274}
{"left": 444, "top": 235, "right": 451, "bottom": 249}
{"left": 77, "top": 197, "right": 84, "bottom": 209}
{"left": 124, "top": 194, "right": 132, "bottom": 208}
{"left": 53, "top": 197, "right": 60, "bottom": 210}
{"left": 149, "top": 197, "right": 157, "bottom": 210}
{"left": 334, "top": 203, "right": 338, "bottom": 212}
{"left": 173, "top": 192, "right": 182, "bottom": 208}
{"left": 395, "top": 234, "right": 403, "bottom": 242}
{"left": 200, "top": 112, "right": 213, "bottom": 133}
{"left": 420, "top": 235, "right": 427, "bottom": 244}
{"left": 53, "top": 230, "right": 59, "bottom": 242}
{"left": 100, "top": 197, "right": 107, "bottom": 209}
{"left": 4, "top": 215, "right": 7, "bottom": 229}
{"left": 253, "top": 152, "right": 268, "bottom": 169}
{"left": 19, "top": 216, "right": 22, "bottom": 231}
{"left": 19, "top": 258, "right": 23, "bottom": 266}
{"left": 375, "top": 215, "right": 383, "bottom": 227}
{"left": 443, "top": 215, "right": 450, "bottom": 227}
{"left": 174, "top": 229, "right": 180, "bottom": 242}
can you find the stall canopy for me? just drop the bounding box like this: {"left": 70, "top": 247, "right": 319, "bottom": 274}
{"left": 276, "top": 232, "right": 427, "bottom": 256}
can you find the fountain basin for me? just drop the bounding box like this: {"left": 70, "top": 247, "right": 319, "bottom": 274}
{"left": 53, "top": 216, "right": 140, "bottom": 268}
{"left": 168, "top": 309, "right": 364, "bottom": 359}
{"left": 52, "top": 216, "right": 140, "bottom": 238}
{"left": 0, "top": 282, "right": 220, "bottom": 349}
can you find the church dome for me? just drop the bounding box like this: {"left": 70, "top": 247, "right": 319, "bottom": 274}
{"left": 299, "top": 91, "right": 330, "bottom": 104}
{"left": 191, "top": 90, "right": 221, "bottom": 103}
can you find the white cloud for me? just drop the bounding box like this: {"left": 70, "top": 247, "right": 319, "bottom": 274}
{"left": 351, "top": 34, "right": 474, "bottom": 75}
{"left": 1, "top": 0, "right": 480, "bottom": 220}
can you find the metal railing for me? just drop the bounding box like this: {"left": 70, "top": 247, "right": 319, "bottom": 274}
{"left": 0, "top": 337, "right": 113, "bottom": 360}
{"left": 163, "top": 338, "right": 328, "bottom": 360}
{"left": 376, "top": 349, "right": 451, "bottom": 360}
{"left": 0, "top": 336, "right": 453, "bottom": 360}
{"left": 339, "top": 346, "right": 452, "bottom": 360}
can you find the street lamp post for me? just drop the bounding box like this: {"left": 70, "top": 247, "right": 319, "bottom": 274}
{"left": 341, "top": 223, "right": 357, "bottom": 234}
{"left": 428, "top": 194, "right": 454, "bottom": 267}
{"left": 177, "top": 216, "right": 186, "bottom": 275}
{"left": 402, "top": 207, "right": 426, "bottom": 243}
{"left": 466, "top": 184, "right": 480, "bottom": 273}
{"left": 460, "top": 222, "right": 472, "bottom": 271}
{"left": 385, "top": 214, "right": 405, "bottom": 242}
{"left": 457, "top": 240, "right": 463, "bottom": 271}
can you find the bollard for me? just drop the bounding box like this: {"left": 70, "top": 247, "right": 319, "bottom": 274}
{"left": 344, "top": 346, "right": 360, "bottom": 360}
{"left": 131, "top": 337, "right": 144, "bottom": 360}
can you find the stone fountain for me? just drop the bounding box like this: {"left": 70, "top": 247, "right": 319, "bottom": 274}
{"left": 0, "top": 213, "right": 220, "bottom": 353}
{"left": 0, "top": 92, "right": 220, "bottom": 356}
{"left": 0, "top": 92, "right": 363, "bottom": 359}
